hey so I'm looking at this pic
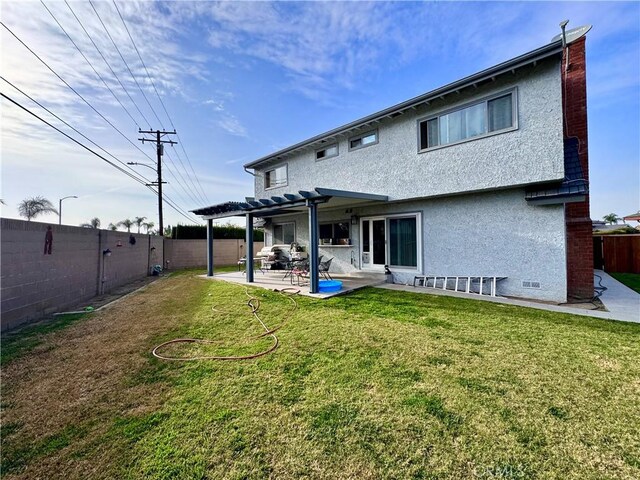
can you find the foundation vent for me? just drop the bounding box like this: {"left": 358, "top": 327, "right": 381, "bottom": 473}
{"left": 522, "top": 280, "right": 542, "bottom": 289}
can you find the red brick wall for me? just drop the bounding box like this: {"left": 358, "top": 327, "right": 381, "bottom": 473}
{"left": 563, "top": 37, "right": 594, "bottom": 300}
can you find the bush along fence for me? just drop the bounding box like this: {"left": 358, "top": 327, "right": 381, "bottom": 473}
{"left": 171, "top": 224, "right": 264, "bottom": 241}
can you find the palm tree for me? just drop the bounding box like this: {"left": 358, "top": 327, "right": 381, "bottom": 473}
{"left": 134, "top": 216, "right": 147, "bottom": 233}
{"left": 18, "top": 196, "right": 58, "bottom": 221}
{"left": 142, "top": 221, "right": 155, "bottom": 234}
{"left": 118, "top": 219, "right": 134, "bottom": 232}
{"left": 108, "top": 223, "right": 118, "bottom": 231}
{"left": 80, "top": 217, "right": 101, "bottom": 229}
{"left": 603, "top": 213, "right": 620, "bottom": 225}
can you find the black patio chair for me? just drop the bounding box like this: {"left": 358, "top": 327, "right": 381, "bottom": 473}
{"left": 319, "top": 257, "right": 333, "bottom": 280}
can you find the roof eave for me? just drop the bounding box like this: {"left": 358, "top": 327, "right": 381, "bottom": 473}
{"left": 244, "top": 41, "right": 563, "bottom": 170}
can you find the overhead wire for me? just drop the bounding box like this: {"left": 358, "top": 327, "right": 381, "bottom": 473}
{"left": 61, "top": 0, "right": 152, "bottom": 129}
{"left": 1, "top": 76, "right": 152, "bottom": 184}
{"left": 1, "top": 91, "right": 149, "bottom": 187}
{"left": 88, "top": 0, "right": 164, "bottom": 128}
{"left": 43, "top": 3, "right": 204, "bottom": 217}
{"left": 112, "top": 0, "right": 211, "bottom": 205}
{"left": 0, "top": 20, "right": 156, "bottom": 166}
{"left": 89, "top": 0, "right": 207, "bottom": 207}
{"left": 1, "top": 90, "right": 200, "bottom": 225}
{"left": 40, "top": 1, "right": 140, "bottom": 130}
{"left": 2, "top": 17, "right": 202, "bottom": 224}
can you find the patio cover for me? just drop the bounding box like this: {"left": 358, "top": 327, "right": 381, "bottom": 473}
{"left": 191, "top": 187, "right": 388, "bottom": 219}
{"left": 191, "top": 188, "right": 388, "bottom": 294}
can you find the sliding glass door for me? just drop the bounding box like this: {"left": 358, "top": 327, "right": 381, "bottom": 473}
{"left": 361, "top": 214, "right": 420, "bottom": 271}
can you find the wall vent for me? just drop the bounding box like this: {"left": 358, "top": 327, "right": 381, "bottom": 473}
{"left": 522, "top": 280, "right": 541, "bottom": 289}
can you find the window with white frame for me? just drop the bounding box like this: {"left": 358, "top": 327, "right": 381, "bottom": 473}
{"left": 349, "top": 130, "right": 378, "bottom": 151}
{"left": 419, "top": 90, "right": 516, "bottom": 150}
{"left": 316, "top": 144, "right": 339, "bottom": 160}
{"left": 265, "top": 165, "right": 287, "bottom": 189}
{"left": 273, "top": 222, "right": 295, "bottom": 245}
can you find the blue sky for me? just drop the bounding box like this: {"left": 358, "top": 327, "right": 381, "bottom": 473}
{"left": 1, "top": 1, "right": 638, "bottom": 229}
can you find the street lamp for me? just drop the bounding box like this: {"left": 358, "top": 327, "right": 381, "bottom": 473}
{"left": 127, "top": 162, "right": 157, "bottom": 173}
{"left": 59, "top": 195, "right": 78, "bottom": 225}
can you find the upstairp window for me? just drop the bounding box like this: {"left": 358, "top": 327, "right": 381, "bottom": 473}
{"left": 316, "top": 144, "right": 338, "bottom": 161}
{"left": 419, "top": 89, "right": 517, "bottom": 150}
{"left": 349, "top": 130, "right": 378, "bottom": 151}
{"left": 265, "top": 165, "right": 287, "bottom": 189}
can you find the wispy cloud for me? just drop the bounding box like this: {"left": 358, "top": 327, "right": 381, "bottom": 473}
{"left": 217, "top": 115, "right": 247, "bottom": 137}
{"left": 204, "top": 99, "right": 225, "bottom": 111}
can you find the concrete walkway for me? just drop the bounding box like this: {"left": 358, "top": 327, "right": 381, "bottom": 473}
{"left": 594, "top": 270, "right": 640, "bottom": 323}
{"left": 378, "top": 273, "right": 640, "bottom": 324}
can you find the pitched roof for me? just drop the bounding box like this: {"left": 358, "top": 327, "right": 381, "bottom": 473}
{"left": 244, "top": 40, "right": 563, "bottom": 169}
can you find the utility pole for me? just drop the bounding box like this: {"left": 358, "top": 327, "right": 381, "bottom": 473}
{"left": 137, "top": 129, "right": 176, "bottom": 236}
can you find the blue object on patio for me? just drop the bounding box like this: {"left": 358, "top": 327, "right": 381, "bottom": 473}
{"left": 318, "top": 280, "right": 342, "bottom": 293}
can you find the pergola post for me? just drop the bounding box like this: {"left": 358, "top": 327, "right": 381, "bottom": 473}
{"left": 206, "top": 218, "right": 214, "bottom": 277}
{"left": 307, "top": 201, "right": 319, "bottom": 293}
{"left": 246, "top": 213, "right": 254, "bottom": 283}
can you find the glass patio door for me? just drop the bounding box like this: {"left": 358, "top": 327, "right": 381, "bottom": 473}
{"left": 361, "top": 218, "right": 386, "bottom": 270}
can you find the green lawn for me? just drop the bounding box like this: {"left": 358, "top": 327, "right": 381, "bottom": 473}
{"left": 1, "top": 272, "right": 639, "bottom": 479}
{"left": 610, "top": 272, "right": 640, "bottom": 294}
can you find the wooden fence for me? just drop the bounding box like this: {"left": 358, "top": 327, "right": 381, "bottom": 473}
{"left": 593, "top": 235, "right": 640, "bottom": 273}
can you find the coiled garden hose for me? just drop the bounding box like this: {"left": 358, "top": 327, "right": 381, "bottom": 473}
{"left": 151, "top": 287, "right": 299, "bottom": 361}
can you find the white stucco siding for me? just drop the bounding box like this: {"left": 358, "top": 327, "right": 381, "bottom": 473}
{"left": 253, "top": 58, "right": 563, "bottom": 202}
{"left": 265, "top": 188, "right": 567, "bottom": 303}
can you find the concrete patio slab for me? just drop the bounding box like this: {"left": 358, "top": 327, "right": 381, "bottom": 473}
{"left": 198, "top": 270, "right": 386, "bottom": 299}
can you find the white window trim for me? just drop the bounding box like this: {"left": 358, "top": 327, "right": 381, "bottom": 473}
{"left": 417, "top": 87, "right": 518, "bottom": 153}
{"left": 348, "top": 129, "right": 379, "bottom": 152}
{"left": 315, "top": 143, "right": 339, "bottom": 162}
{"left": 359, "top": 212, "right": 422, "bottom": 273}
{"left": 264, "top": 163, "right": 288, "bottom": 191}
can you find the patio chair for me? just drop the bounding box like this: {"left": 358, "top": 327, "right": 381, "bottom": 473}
{"left": 291, "top": 259, "right": 310, "bottom": 286}
{"left": 319, "top": 257, "right": 333, "bottom": 280}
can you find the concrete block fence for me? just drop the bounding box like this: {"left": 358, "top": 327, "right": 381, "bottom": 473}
{"left": 0, "top": 218, "right": 262, "bottom": 331}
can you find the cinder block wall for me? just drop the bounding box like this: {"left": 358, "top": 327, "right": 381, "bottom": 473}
{"left": 98, "top": 231, "right": 164, "bottom": 294}
{"left": 0, "top": 219, "right": 163, "bottom": 331}
{"left": 164, "top": 239, "right": 264, "bottom": 269}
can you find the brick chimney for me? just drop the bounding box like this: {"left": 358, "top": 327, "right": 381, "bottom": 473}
{"left": 562, "top": 36, "right": 594, "bottom": 300}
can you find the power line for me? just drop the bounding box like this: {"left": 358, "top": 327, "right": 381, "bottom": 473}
{"left": 88, "top": 0, "right": 164, "bottom": 128}
{"left": 40, "top": 1, "right": 140, "bottom": 129}
{"left": 166, "top": 144, "right": 208, "bottom": 205}
{"left": 92, "top": 0, "right": 207, "bottom": 207}
{"left": 163, "top": 149, "right": 204, "bottom": 206}
{"left": 0, "top": 75, "right": 152, "bottom": 184}
{"left": 61, "top": 0, "right": 152, "bottom": 129}
{"left": 1, "top": 90, "right": 201, "bottom": 225}
{"left": 1, "top": 91, "right": 149, "bottom": 187}
{"left": 112, "top": 0, "right": 211, "bottom": 204}
{"left": 0, "top": 20, "right": 157, "bottom": 166}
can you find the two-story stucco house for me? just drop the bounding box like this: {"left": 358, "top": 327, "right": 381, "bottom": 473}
{"left": 194, "top": 26, "right": 594, "bottom": 303}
